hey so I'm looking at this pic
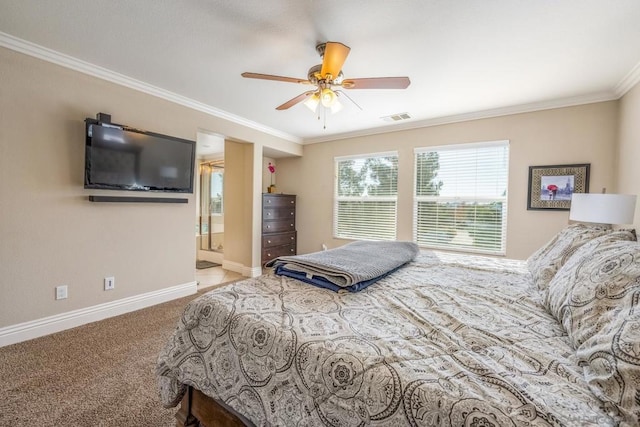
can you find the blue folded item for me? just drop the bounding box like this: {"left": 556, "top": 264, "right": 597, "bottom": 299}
{"left": 273, "top": 263, "right": 404, "bottom": 292}
{"left": 266, "top": 240, "right": 419, "bottom": 292}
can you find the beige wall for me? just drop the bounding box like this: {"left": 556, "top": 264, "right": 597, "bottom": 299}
{"left": 225, "top": 140, "right": 266, "bottom": 271}
{"left": 277, "top": 102, "right": 620, "bottom": 260}
{"left": 223, "top": 140, "right": 254, "bottom": 268}
{"left": 0, "top": 47, "right": 296, "bottom": 329}
{"left": 617, "top": 81, "right": 640, "bottom": 228}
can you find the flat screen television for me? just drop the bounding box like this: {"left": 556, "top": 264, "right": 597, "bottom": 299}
{"left": 84, "top": 119, "right": 196, "bottom": 193}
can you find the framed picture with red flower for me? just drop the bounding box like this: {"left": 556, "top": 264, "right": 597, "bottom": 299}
{"left": 527, "top": 163, "right": 590, "bottom": 210}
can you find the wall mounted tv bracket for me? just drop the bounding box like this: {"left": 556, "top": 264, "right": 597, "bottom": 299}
{"left": 95, "top": 112, "right": 123, "bottom": 130}
{"left": 96, "top": 112, "right": 111, "bottom": 124}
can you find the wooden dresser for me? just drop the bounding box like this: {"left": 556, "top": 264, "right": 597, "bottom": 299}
{"left": 261, "top": 194, "right": 297, "bottom": 264}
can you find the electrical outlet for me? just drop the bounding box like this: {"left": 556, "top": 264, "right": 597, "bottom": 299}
{"left": 55, "top": 285, "right": 68, "bottom": 300}
{"left": 104, "top": 276, "right": 115, "bottom": 291}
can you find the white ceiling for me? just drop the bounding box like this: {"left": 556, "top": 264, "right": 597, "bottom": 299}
{"left": 196, "top": 132, "right": 225, "bottom": 158}
{"left": 2, "top": 0, "right": 640, "bottom": 145}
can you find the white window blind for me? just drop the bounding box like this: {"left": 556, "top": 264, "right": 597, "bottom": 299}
{"left": 334, "top": 153, "right": 398, "bottom": 241}
{"left": 414, "top": 141, "right": 509, "bottom": 255}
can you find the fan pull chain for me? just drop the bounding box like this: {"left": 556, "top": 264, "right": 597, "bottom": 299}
{"left": 323, "top": 106, "right": 327, "bottom": 129}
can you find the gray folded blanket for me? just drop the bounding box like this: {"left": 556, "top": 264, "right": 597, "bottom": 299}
{"left": 265, "top": 240, "right": 419, "bottom": 291}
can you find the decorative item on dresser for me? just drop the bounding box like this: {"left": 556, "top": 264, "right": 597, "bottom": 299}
{"left": 261, "top": 193, "right": 296, "bottom": 264}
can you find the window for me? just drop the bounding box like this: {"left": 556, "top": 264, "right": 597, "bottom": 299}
{"left": 414, "top": 141, "right": 509, "bottom": 255}
{"left": 334, "top": 152, "right": 398, "bottom": 240}
{"left": 198, "top": 163, "right": 224, "bottom": 236}
{"left": 209, "top": 170, "right": 224, "bottom": 215}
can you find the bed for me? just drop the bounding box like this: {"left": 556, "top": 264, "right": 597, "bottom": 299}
{"left": 157, "top": 225, "right": 640, "bottom": 426}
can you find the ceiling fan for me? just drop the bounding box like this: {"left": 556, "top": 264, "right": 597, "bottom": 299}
{"left": 241, "top": 42, "right": 411, "bottom": 114}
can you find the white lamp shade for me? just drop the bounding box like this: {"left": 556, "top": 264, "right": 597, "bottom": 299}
{"left": 330, "top": 99, "right": 343, "bottom": 114}
{"left": 320, "top": 88, "right": 337, "bottom": 107}
{"left": 303, "top": 93, "right": 320, "bottom": 112}
{"left": 569, "top": 193, "right": 637, "bottom": 225}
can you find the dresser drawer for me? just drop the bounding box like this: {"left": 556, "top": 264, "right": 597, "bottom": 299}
{"left": 263, "top": 219, "right": 295, "bottom": 233}
{"left": 263, "top": 207, "right": 295, "bottom": 220}
{"left": 262, "top": 194, "right": 296, "bottom": 264}
{"left": 262, "top": 231, "right": 296, "bottom": 248}
{"left": 262, "top": 243, "right": 296, "bottom": 262}
{"left": 263, "top": 194, "right": 296, "bottom": 208}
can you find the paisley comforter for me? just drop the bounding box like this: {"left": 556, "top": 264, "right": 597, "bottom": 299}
{"left": 157, "top": 250, "right": 616, "bottom": 426}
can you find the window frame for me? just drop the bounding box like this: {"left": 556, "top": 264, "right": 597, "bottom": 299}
{"left": 333, "top": 151, "right": 399, "bottom": 241}
{"left": 413, "top": 140, "right": 509, "bottom": 255}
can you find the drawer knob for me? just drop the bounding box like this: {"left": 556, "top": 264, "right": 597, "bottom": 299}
{"left": 267, "top": 240, "right": 272, "bottom": 244}
{"left": 290, "top": 224, "right": 294, "bottom": 227}
{"left": 266, "top": 225, "right": 271, "bottom": 229}
{"left": 290, "top": 212, "right": 294, "bottom": 215}
{"left": 290, "top": 200, "right": 294, "bottom": 204}
{"left": 267, "top": 200, "right": 272, "bottom": 204}
{"left": 290, "top": 236, "right": 294, "bottom": 240}
{"left": 267, "top": 212, "right": 272, "bottom": 216}
{"left": 290, "top": 249, "right": 294, "bottom": 252}
{"left": 267, "top": 253, "right": 271, "bottom": 257}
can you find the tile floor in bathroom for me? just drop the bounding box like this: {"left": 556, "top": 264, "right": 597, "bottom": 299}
{"left": 195, "top": 265, "right": 243, "bottom": 290}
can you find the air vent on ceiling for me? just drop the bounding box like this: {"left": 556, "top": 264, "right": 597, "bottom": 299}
{"left": 381, "top": 112, "right": 411, "bottom": 122}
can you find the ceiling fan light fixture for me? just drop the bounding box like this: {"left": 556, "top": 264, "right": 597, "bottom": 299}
{"left": 330, "top": 99, "right": 343, "bottom": 114}
{"left": 304, "top": 92, "right": 320, "bottom": 112}
{"left": 241, "top": 41, "right": 411, "bottom": 124}
{"left": 320, "top": 88, "right": 337, "bottom": 107}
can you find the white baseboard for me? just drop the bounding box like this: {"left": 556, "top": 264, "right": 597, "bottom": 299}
{"left": 0, "top": 281, "right": 197, "bottom": 348}
{"left": 246, "top": 266, "right": 263, "bottom": 277}
{"left": 197, "top": 250, "right": 223, "bottom": 264}
{"left": 222, "top": 260, "right": 262, "bottom": 278}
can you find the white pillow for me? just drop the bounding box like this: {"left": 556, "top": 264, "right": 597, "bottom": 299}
{"left": 527, "top": 224, "right": 616, "bottom": 291}
{"left": 544, "top": 235, "right": 640, "bottom": 425}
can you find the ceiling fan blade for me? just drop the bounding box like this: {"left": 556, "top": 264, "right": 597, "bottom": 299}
{"left": 320, "top": 42, "right": 351, "bottom": 80}
{"left": 342, "top": 77, "right": 411, "bottom": 89}
{"left": 241, "top": 72, "right": 310, "bottom": 85}
{"left": 276, "top": 91, "right": 316, "bottom": 110}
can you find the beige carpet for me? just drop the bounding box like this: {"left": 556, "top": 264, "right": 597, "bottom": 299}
{"left": 0, "top": 282, "right": 235, "bottom": 426}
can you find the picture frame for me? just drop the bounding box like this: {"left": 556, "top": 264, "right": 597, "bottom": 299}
{"left": 527, "top": 163, "right": 590, "bottom": 210}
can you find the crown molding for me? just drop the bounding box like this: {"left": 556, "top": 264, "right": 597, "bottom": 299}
{"left": 3, "top": 31, "right": 637, "bottom": 147}
{"left": 303, "top": 91, "right": 619, "bottom": 145}
{"left": 614, "top": 60, "right": 640, "bottom": 98}
{"left": 0, "top": 31, "right": 302, "bottom": 144}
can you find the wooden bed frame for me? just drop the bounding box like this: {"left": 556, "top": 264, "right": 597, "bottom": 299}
{"left": 175, "top": 386, "right": 254, "bottom": 427}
